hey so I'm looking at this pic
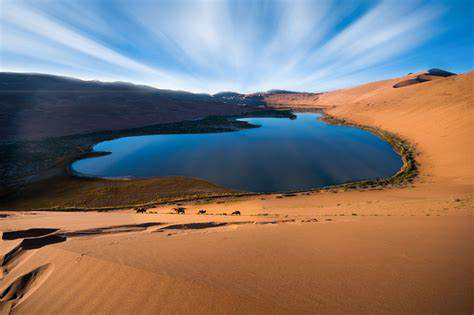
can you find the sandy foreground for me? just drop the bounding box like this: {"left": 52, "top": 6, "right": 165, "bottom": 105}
{"left": 1, "top": 72, "right": 473, "bottom": 314}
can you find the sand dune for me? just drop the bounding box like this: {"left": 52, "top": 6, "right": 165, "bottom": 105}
{"left": 1, "top": 71, "right": 473, "bottom": 313}
{"left": 267, "top": 71, "right": 474, "bottom": 190}
{"left": 392, "top": 68, "right": 455, "bottom": 88}
{"left": 0, "top": 263, "right": 53, "bottom": 313}
{"left": 0, "top": 212, "right": 472, "bottom": 313}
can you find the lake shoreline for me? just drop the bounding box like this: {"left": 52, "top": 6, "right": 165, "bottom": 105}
{"left": 1, "top": 109, "right": 296, "bottom": 187}
{"left": 0, "top": 108, "right": 417, "bottom": 211}
{"left": 0, "top": 110, "right": 292, "bottom": 210}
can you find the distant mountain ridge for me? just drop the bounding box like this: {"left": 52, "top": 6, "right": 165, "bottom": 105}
{"left": 0, "top": 72, "right": 218, "bottom": 100}
{"left": 0, "top": 72, "right": 319, "bottom": 141}
{"left": 0, "top": 73, "right": 268, "bottom": 141}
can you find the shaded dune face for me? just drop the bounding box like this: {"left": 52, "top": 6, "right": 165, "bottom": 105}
{"left": 0, "top": 223, "right": 165, "bottom": 278}
{"left": 393, "top": 68, "right": 456, "bottom": 88}
{"left": 1, "top": 235, "right": 64, "bottom": 280}
{"left": 2, "top": 228, "right": 59, "bottom": 240}
{"left": 18, "top": 235, "right": 67, "bottom": 250}
{"left": 0, "top": 264, "right": 54, "bottom": 312}
{"left": 0, "top": 222, "right": 168, "bottom": 292}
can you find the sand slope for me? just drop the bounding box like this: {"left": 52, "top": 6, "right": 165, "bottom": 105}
{"left": 1, "top": 72, "right": 473, "bottom": 314}
{"left": 0, "top": 212, "right": 472, "bottom": 314}
{"left": 324, "top": 72, "right": 473, "bottom": 188}
{"left": 267, "top": 71, "right": 474, "bottom": 191}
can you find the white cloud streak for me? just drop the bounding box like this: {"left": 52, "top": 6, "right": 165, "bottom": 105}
{"left": 0, "top": 0, "right": 445, "bottom": 93}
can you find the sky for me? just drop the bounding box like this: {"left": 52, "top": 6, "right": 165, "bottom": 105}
{"left": 0, "top": 0, "right": 473, "bottom": 94}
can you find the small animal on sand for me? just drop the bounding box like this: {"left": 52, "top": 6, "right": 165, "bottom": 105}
{"left": 231, "top": 210, "right": 241, "bottom": 216}
{"left": 197, "top": 210, "right": 207, "bottom": 215}
{"left": 135, "top": 207, "right": 147, "bottom": 214}
{"left": 173, "top": 207, "right": 186, "bottom": 214}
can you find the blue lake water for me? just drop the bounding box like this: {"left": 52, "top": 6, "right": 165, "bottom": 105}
{"left": 71, "top": 113, "right": 403, "bottom": 192}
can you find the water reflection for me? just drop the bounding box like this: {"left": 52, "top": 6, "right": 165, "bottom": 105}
{"left": 72, "top": 113, "right": 402, "bottom": 192}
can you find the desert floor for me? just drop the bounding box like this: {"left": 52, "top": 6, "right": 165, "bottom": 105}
{"left": 1, "top": 72, "right": 472, "bottom": 314}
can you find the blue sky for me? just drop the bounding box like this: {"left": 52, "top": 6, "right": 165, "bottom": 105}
{"left": 0, "top": 0, "right": 472, "bottom": 93}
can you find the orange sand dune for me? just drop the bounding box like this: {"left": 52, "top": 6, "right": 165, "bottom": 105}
{"left": 267, "top": 71, "right": 474, "bottom": 191}
{"left": 1, "top": 212, "right": 472, "bottom": 314}
{"left": 1, "top": 72, "right": 473, "bottom": 314}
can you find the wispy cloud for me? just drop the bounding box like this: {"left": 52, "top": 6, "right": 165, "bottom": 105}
{"left": 291, "top": 2, "right": 444, "bottom": 88}
{"left": 0, "top": 0, "right": 200, "bottom": 89}
{"left": 0, "top": 0, "right": 449, "bottom": 93}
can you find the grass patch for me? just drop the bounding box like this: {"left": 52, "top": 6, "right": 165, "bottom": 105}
{"left": 0, "top": 174, "right": 241, "bottom": 211}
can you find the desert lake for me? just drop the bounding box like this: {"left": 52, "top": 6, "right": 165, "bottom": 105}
{"left": 71, "top": 113, "right": 403, "bottom": 192}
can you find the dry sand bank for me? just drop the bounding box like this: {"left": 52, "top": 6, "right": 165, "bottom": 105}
{"left": 1, "top": 71, "right": 473, "bottom": 314}
{"left": 0, "top": 212, "right": 472, "bottom": 314}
